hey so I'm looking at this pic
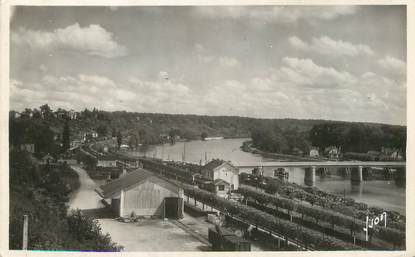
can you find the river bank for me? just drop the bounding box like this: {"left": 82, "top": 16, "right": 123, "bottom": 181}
{"left": 240, "top": 140, "right": 325, "bottom": 162}
{"left": 92, "top": 138, "right": 405, "bottom": 215}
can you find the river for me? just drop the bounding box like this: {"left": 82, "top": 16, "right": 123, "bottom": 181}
{"left": 131, "top": 138, "right": 405, "bottom": 215}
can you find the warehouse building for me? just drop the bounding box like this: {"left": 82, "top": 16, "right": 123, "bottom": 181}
{"left": 96, "top": 169, "right": 184, "bottom": 219}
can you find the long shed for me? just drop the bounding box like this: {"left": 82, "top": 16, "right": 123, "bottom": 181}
{"left": 96, "top": 169, "right": 184, "bottom": 219}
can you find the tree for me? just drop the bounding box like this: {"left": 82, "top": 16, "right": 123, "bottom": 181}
{"left": 22, "top": 108, "right": 32, "bottom": 119}
{"left": 32, "top": 108, "right": 41, "bottom": 119}
{"left": 62, "top": 121, "right": 70, "bottom": 152}
{"left": 169, "top": 128, "right": 182, "bottom": 142}
{"left": 40, "top": 104, "right": 52, "bottom": 119}
{"left": 128, "top": 134, "right": 139, "bottom": 149}
{"left": 96, "top": 125, "right": 108, "bottom": 137}
{"left": 251, "top": 125, "right": 290, "bottom": 154}
{"left": 117, "top": 131, "right": 122, "bottom": 149}
{"left": 138, "top": 128, "right": 146, "bottom": 144}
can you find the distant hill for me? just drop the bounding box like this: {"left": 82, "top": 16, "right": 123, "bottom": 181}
{"left": 9, "top": 105, "right": 406, "bottom": 155}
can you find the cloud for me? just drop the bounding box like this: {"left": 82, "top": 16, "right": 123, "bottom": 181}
{"left": 10, "top": 54, "right": 405, "bottom": 125}
{"left": 224, "top": 57, "right": 405, "bottom": 124}
{"left": 311, "top": 36, "right": 374, "bottom": 56}
{"left": 192, "top": 6, "right": 358, "bottom": 24}
{"left": 78, "top": 74, "right": 117, "bottom": 87}
{"left": 39, "top": 64, "right": 48, "bottom": 72}
{"left": 10, "top": 70, "right": 199, "bottom": 115}
{"left": 378, "top": 55, "right": 406, "bottom": 76}
{"left": 11, "top": 74, "right": 126, "bottom": 111}
{"left": 289, "top": 35, "right": 374, "bottom": 57}
{"left": 288, "top": 36, "right": 308, "bottom": 51}
{"left": 218, "top": 57, "right": 240, "bottom": 67}
{"left": 275, "top": 57, "right": 357, "bottom": 88}
{"left": 194, "top": 43, "right": 240, "bottom": 67}
{"left": 12, "top": 23, "right": 127, "bottom": 58}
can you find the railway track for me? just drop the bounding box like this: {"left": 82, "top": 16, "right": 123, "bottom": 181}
{"left": 169, "top": 219, "right": 211, "bottom": 246}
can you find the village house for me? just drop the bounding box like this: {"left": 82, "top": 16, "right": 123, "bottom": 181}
{"left": 68, "top": 109, "right": 78, "bottom": 120}
{"left": 96, "top": 169, "right": 184, "bottom": 219}
{"left": 309, "top": 147, "right": 319, "bottom": 157}
{"left": 97, "top": 156, "right": 118, "bottom": 167}
{"left": 54, "top": 110, "right": 67, "bottom": 119}
{"left": 201, "top": 159, "right": 239, "bottom": 192}
{"left": 10, "top": 111, "right": 21, "bottom": 119}
{"left": 159, "top": 133, "right": 170, "bottom": 141}
{"left": 41, "top": 153, "right": 54, "bottom": 164}
{"left": 83, "top": 131, "right": 99, "bottom": 142}
{"left": 120, "top": 144, "right": 130, "bottom": 150}
{"left": 381, "top": 147, "right": 404, "bottom": 160}
{"left": 325, "top": 146, "right": 341, "bottom": 159}
{"left": 19, "top": 143, "right": 35, "bottom": 153}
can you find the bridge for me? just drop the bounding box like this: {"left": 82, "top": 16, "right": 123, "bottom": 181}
{"left": 234, "top": 161, "right": 406, "bottom": 186}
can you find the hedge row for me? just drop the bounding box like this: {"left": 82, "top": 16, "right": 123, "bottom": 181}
{"left": 237, "top": 186, "right": 405, "bottom": 248}
{"left": 241, "top": 174, "right": 405, "bottom": 231}
{"left": 182, "top": 185, "right": 362, "bottom": 250}
{"left": 131, "top": 156, "right": 404, "bottom": 249}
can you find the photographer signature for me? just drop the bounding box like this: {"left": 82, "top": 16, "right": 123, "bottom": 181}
{"left": 363, "top": 212, "right": 387, "bottom": 241}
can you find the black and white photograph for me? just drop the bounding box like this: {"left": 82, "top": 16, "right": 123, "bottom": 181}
{"left": 1, "top": 2, "right": 413, "bottom": 254}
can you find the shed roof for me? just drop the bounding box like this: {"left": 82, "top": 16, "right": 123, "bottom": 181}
{"left": 97, "top": 168, "right": 180, "bottom": 198}
{"left": 202, "top": 159, "right": 238, "bottom": 173}
{"left": 203, "top": 159, "right": 227, "bottom": 170}
{"left": 42, "top": 153, "right": 54, "bottom": 160}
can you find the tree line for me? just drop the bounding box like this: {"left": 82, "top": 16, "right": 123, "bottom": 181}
{"left": 251, "top": 121, "right": 406, "bottom": 159}
{"left": 10, "top": 105, "right": 406, "bottom": 158}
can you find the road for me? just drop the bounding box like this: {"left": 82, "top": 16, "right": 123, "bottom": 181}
{"left": 68, "top": 165, "right": 207, "bottom": 251}
{"left": 68, "top": 165, "right": 104, "bottom": 210}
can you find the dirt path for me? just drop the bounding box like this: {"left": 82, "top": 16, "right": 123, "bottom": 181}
{"left": 68, "top": 165, "right": 104, "bottom": 210}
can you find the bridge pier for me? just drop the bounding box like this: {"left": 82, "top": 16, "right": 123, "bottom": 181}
{"left": 351, "top": 166, "right": 363, "bottom": 183}
{"left": 304, "top": 166, "right": 316, "bottom": 187}
{"left": 338, "top": 167, "right": 351, "bottom": 178}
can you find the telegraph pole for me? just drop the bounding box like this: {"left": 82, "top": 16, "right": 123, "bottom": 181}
{"left": 183, "top": 142, "right": 186, "bottom": 162}
{"left": 22, "top": 215, "right": 28, "bottom": 250}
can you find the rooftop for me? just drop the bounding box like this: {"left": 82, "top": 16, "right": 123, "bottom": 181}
{"left": 97, "top": 168, "right": 180, "bottom": 198}
{"left": 203, "top": 159, "right": 227, "bottom": 171}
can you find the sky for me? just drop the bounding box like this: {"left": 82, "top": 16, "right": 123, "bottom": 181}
{"left": 10, "top": 5, "right": 407, "bottom": 125}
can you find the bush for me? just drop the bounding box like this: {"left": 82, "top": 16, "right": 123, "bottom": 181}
{"left": 9, "top": 151, "right": 122, "bottom": 251}
{"left": 67, "top": 210, "right": 123, "bottom": 251}
{"left": 237, "top": 186, "right": 405, "bottom": 248}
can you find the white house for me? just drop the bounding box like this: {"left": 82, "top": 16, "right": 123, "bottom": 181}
{"left": 201, "top": 159, "right": 239, "bottom": 191}
{"left": 309, "top": 147, "right": 319, "bottom": 157}
{"left": 97, "top": 156, "right": 118, "bottom": 167}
